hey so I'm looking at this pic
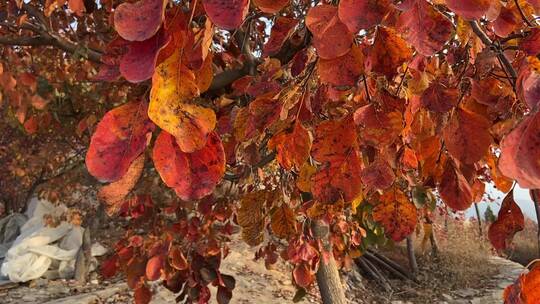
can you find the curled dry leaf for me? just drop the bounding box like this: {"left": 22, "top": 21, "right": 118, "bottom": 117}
{"left": 114, "top": 0, "right": 166, "bottom": 41}
{"left": 293, "top": 263, "right": 314, "bottom": 288}
{"left": 153, "top": 131, "right": 225, "bottom": 201}
{"left": 488, "top": 190, "right": 524, "bottom": 251}
{"left": 86, "top": 102, "right": 155, "bottom": 182}
{"left": 237, "top": 191, "right": 269, "bottom": 246}
{"left": 372, "top": 188, "right": 418, "bottom": 242}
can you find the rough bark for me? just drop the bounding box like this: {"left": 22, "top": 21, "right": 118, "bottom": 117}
{"left": 474, "top": 203, "right": 483, "bottom": 237}
{"left": 406, "top": 236, "right": 418, "bottom": 276}
{"left": 312, "top": 220, "right": 347, "bottom": 304}
{"left": 74, "top": 226, "right": 92, "bottom": 284}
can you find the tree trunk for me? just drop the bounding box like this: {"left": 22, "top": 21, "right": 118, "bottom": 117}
{"left": 474, "top": 203, "right": 483, "bottom": 237}
{"left": 312, "top": 220, "right": 347, "bottom": 304}
{"left": 531, "top": 190, "right": 540, "bottom": 258}
{"left": 74, "top": 227, "right": 92, "bottom": 284}
{"left": 406, "top": 236, "right": 418, "bottom": 276}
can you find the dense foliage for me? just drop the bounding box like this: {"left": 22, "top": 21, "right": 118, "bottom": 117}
{"left": 2, "top": 0, "right": 540, "bottom": 303}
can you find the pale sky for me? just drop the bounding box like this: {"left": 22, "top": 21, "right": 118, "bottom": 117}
{"left": 465, "top": 183, "right": 538, "bottom": 222}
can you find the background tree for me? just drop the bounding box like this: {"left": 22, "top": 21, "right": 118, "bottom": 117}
{"left": 484, "top": 205, "right": 496, "bottom": 224}
{"left": 1, "top": 0, "right": 540, "bottom": 303}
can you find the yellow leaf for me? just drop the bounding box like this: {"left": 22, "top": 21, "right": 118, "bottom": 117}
{"left": 149, "top": 50, "right": 216, "bottom": 153}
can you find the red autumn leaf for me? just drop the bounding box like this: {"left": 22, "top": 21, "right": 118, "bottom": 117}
{"left": 114, "top": 0, "right": 165, "bottom": 41}
{"left": 504, "top": 263, "right": 540, "bottom": 304}
{"left": 445, "top": 0, "right": 494, "bottom": 20}
{"left": 401, "top": 147, "right": 418, "bottom": 169}
{"left": 517, "top": 60, "right": 540, "bottom": 110}
{"left": 471, "top": 78, "right": 511, "bottom": 106}
{"left": 268, "top": 121, "right": 312, "bottom": 171}
{"left": 361, "top": 160, "right": 395, "bottom": 191}
{"left": 253, "top": 0, "right": 289, "bottom": 13}
{"left": 202, "top": 0, "right": 250, "bottom": 30}
{"left": 98, "top": 154, "right": 145, "bottom": 214}
{"left": 101, "top": 255, "right": 119, "bottom": 279}
{"left": 488, "top": 190, "right": 524, "bottom": 251}
{"left": 244, "top": 97, "right": 282, "bottom": 139}
{"left": 439, "top": 161, "right": 473, "bottom": 211}
{"left": 86, "top": 101, "right": 155, "bottom": 182}
{"left": 23, "top": 116, "right": 38, "bottom": 134}
{"left": 263, "top": 17, "right": 298, "bottom": 57}
{"left": 499, "top": 111, "right": 540, "bottom": 188}
{"left": 306, "top": 5, "right": 353, "bottom": 59}
{"left": 153, "top": 131, "right": 225, "bottom": 201}
{"left": 520, "top": 28, "right": 540, "bottom": 56}
{"left": 373, "top": 188, "right": 418, "bottom": 242}
{"left": 353, "top": 104, "right": 403, "bottom": 147}
{"left": 397, "top": 0, "right": 453, "bottom": 56}
{"left": 338, "top": 0, "right": 392, "bottom": 33}
{"left": 119, "top": 30, "right": 169, "bottom": 83}
{"left": 318, "top": 45, "right": 364, "bottom": 87}
{"left": 293, "top": 263, "right": 314, "bottom": 288}
{"left": 491, "top": 4, "right": 520, "bottom": 38}
{"left": 365, "top": 26, "right": 413, "bottom": 79}
{"left": 419, "top": 81, "right": 459, "bottom": 112}
{"left": 146, "top": 254, "right": 164, "bottom": 281}
{"left": 134, "top": 284, "right": 152, "bottom": 304}
{"left": 443, "top": 107, "right": 491, "bottom": 164}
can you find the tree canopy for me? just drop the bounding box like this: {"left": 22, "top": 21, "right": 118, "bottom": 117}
{"left": 1, "top": 0, "right": 540, "bottom": 303}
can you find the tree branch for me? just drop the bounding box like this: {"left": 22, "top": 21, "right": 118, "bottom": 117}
{"left": 469, "top": 20, "right": 517, "bottom": 80}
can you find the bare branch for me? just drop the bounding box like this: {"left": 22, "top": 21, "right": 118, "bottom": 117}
{"left": 469, "top": 21, "right": 517, "bottom": 80}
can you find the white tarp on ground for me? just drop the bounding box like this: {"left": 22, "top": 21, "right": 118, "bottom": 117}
{"left": 0, "top": 198, "right": 83, "bottom": 282}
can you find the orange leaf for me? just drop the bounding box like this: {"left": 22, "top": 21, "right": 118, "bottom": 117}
{"left": 372, "top": 188, "right": 418, "bottom": 242}
{"left": 271, "top": 204, "right": 297, "bottom": 239}
{"left": 365, "top": 26, "right": 412, "bottom": 79}
{"left": 488, "top": 190, "right": 524, "bottom": 251}
{"left": 169, "top": 246, "right": 188, "bottom": 270}
{"left": 443, "top": 107, "right": 491, "bottom": 164}
{"left": 153, "top": 131, "right": 225, "bottom": 201}
{"left": 98, "top": 154, "right": 145, "bottom": 214}
{"left": 146, "top": 254, "right": 164, "bottom": 281}
{"left": 86, "top": 102, "right": 155, "bottom": 182}
{"left": 268, "top": 122, "right": 312, "bottom": 171}
{"left": 354, "top": 104, "right": 403, "bottom": 147}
